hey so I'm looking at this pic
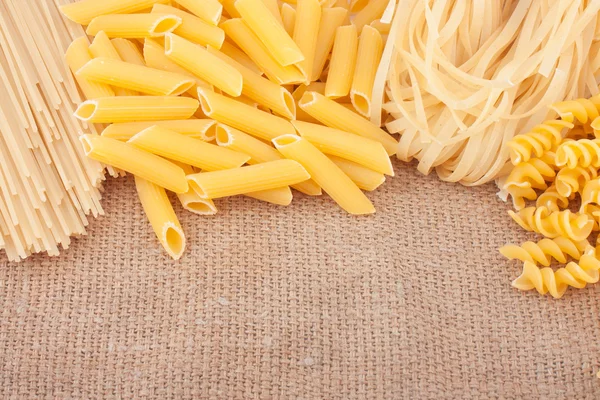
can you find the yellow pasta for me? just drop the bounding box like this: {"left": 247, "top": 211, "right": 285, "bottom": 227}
{"left": 173, "top": 163, "right": 218, "bottom": 216}
{"left": 261, "top": 0, "right": 284, "bottom": 25}
{"left": 508, "top": 206, "right": 594, "bottom": 242}
{"left": 206, "top": 46, "right": 295, "bottom": 119}
{"left": 299, "top": 91, "right": 398, "bottom": 155}
{"left": 197, "top": 88, "right": 295, "bottom": 141}
{"left": 580, "top": 178, "right": 600, "bottom": 215}
{"left": 143, "top": 39, "right": 211, "bottom": 94}
{"left": 234, "top": 0, "right": 304, "bottom": 66}
{"left": 293, "top": 121, "right": 393, "bottom": 176}
{"left": 77, "top": 57, "right": 196, "bottom": 96}
{"left": 513, "top": 255, "right": 600, "bottom": 299}
{"left": 325, "top": 25, "right": 358, "bottom": 98}
{"left": 152, "top": 4, "right": 224, "bottom": 49}
{"left": 550, "top": 95, "right": 600, "bottom": 125}
{"left": 74, "top": 96, "right": 199, "bottom": 123}
{"left": 555, "top": 166, "right": 598, "bottom": 197}
{"left": 350, "top": 25, "right": 383, "bottom": 118}
{"left": 327, "top": 155, "right": 385, "bottom": 192}
{"left": 507, "top": 120, "right": 572, "bottom": 164}
{"left": 88, "top": 31, "right": 139, "bottom": 96}
{"left": 186, "top": 160, "right": 310, "bottom": 199}
{"left": 221, "top": 19, "right": 305, "bottom": 85}
{"left": 164, "top": 33, "right": 242, "bottom": 96}
{"left": 352, "top": 0, "right": 387, "bottom": 32}
{"left": 173, "top": 0, "right": 223, "bottom": 26}
{"left": 245, "top": 186, "right": 294, "bottom": 206}
{"left": 500, "top": 237, "right": 590, "bottom": 267}
{"left": 280, "top": 4, "right": 296, "bottom": 36}
{"left": 555, "top": 139, "right": 600, "bottom": 169}
{"left": 101, "top": 119, "right": 217, "bottom": 141}
{"left": 219, "top": 41, "right": 263, "bottom": 76}
{"left": 293, "top": 0, "right": 321, "bottom": 82}
{"left": 134, "top": 176, "right": 186, "bottom": 260}
{"left": 215, "top": 124, "right": 322, "bottom": 196}
{"left": 60, "top": 0, "right": 169, "bottom": 25}
{"left": 273, "top": 135, "right": 375, "bottom": 215}
{"left": 110, "top": 38, "right": 146, "bottom": 66}
{"left": 65, "top": 37, "right": 115, "bottom": 99}
{"left": 536, "top": 185, "right": 569, "bottom": 213}
{"left": 311, "top": 7, "right": 348, "bottom": 82}
{"left": 86, "top": 13, "right": 182, "bottom": 38}
{"left": 127, "top": 125, "right": 250, "bottom": 171}
{"left": 79, "top": 134, "right": 188, "bottom": 193}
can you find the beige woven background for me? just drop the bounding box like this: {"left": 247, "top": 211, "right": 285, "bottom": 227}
{"left": 1, "top": 160, "right": 600, "bottom": 399}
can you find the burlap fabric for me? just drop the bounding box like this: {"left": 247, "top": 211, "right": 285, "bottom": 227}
{"left": 1, "top": 160, "right": 599, "bottom": 399}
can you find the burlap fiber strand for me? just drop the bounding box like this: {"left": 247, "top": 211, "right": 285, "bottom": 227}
{"left": 1, "top": 160, "right": 600, "bottom": 399}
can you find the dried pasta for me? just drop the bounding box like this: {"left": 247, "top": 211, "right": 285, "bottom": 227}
{"left": 507, "top": 120, "right": 573, "bottom": 165}
{"left": 134, "top": 176, "right": 186, "bottom": 260}
{"left": 555, "top": 139, "right": 600, "bottom": 169}
{"left": 350, "top": 25, "right": 382, "bottom": 118}
{"left": 152, "top": 4, "right": 225, "bottom": 49}
{"left": 292, "top": 0, "right": 321, "bottom": 82}
{"left": 325, "top": 25, "right": 358, "bottom": 99}
{"left": 508, "top": 206, "right": 594, "bottom": 242}
{"left": 60, "top": 0, "right": 168, "bottom": 25}
{"left": 101, "top": 119, "right": 217, "bottom": 141}
{"left": 86, "top": 13, "right": 182, "bottom": 38}
{"left": 500, "top": 237, "right": 589, "bottom": 267}
{"left": 172, "top": 0, "right": 223, "bottom": 26}
{"left": 74, "top": 96, "right": 199, "bottom": 123}
{"left": 65, "top": 37, "right": 115, "bottom": 99}
{"left": 273, "top": 135, "right": 375, "bottom": 215}
{"left": 110, "top": 38, "right": 145, "bottom": 66}
{"left": 79, "top": 134, "right": 188, "bottom": 193}
{"left": 551, "top": 95, "right": 600, "bottom": 125}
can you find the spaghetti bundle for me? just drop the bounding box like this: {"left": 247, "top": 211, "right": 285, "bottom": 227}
{"left": 381, "top": 0, "right": 600, "bottom": 186}
{"left": 0, "top": 0, "right": 108, "bottom": 261}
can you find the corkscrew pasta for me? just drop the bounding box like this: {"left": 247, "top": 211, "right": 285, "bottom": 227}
{"left": 507, "top": 120, "right": 572, "bottom": 165}
{"left": 500, "top": 237, "right": 589, "bottom": 267}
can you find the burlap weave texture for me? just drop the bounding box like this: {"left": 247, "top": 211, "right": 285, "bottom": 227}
{"left": 1, "top": 160, "right": 599, "bottom": 399}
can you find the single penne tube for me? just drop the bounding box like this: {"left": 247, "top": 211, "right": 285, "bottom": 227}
{"left": 350, "top": 25, "right": 383, "bottom": 117}
{"left": 299, "top": 91, "right": 397, "bottom": 155}
{"left": 110, "top": 38, "right": 146, "bottom": 66}
{"left": 328, "top": 155, "right": 385, "bottom": 191}
{"left": 164, "top": 33, "right": 243, "bottom": 96}
{"left": 60, "top": 0, "right": 169, "bottom": 25}
{"left": 280, "top": 4, "right": 296, "bottom": 36}
{"left": 173, "top": 0, "right": 222, "bottom": 25}
{"left": 292, "top": 120, "right": 393, "bottom": 175}
{"left": 245, "top": 186, "right": 293, "bottom": 206}
{"left": 172, "top": 162, "right": 218, "bottom": 215}
{"left": 186, "top": 160, "right": 310, "bottom": 199}
{"left": 206, "top": 46, "right": 296, "bottom": 119}
{"left": 102, "top": 119, "right": 217, "bottom": 141}
{"left": 86, "top": 14, "right": 182, "bottom": 38}
{"left": 293, "top": 0, "right": 322, "bottom": 82}
{"left": 220, "top": 41, "right": 263, "bottom": 76}
{"left": 152, "top": 4, "right": 225, "bottom": 48}
{"left": 127, "top": 125, "right": 250, "bottom": 171}
{"left": 74, "top": 96, "right": 199, "bottom": 123}
{"left": 197, "top": 88, "right": 295, "bottom": 141}
{"left": 89, "top": 31, "right": 139, "bottom": 96}
{"left": 350, "top": 0, "right": 367, "bottom": 12}
{"left": 234, "top": 0, "right": 304, "bottom": 66}
{"left": 325, "top": 25, "right": 358, "bottom": 99}
{"left": 79, "top": 134, "right": 188, "bottom": 193}
{"left": 353, "top": 0, "right": 388, "bottom": 32}
{"left": 220, "top": 19, "right": 305, "bottom": 85}
{"left": 143, "top": 39, "right": 211, "bottom": 94}
{"left": 65, "top": 37, "right": 115, "bottom": 99}
{"left": 134, "top": 176, "right": 186, "bottom": 260}
{"left": 77, "top": 57, "right": 195, "bottom": 96}
{"left": 311, "top": 7, "right": 348, "bottom": 82}
{"left": 272, "top": 135, "right": 375, "bottom": 215}
{"left": 370, "top": 20, "right": 391, "bottom": 35}
{"left": 215, "top": 124, "right": 322, "bottom": 195}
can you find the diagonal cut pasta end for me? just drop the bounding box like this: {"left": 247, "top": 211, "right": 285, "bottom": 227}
{"left": 74, "top": 100, "right": 98, "bottom": 121}
{"left": 161, "top": 222, "right": 186, "bottom": 260}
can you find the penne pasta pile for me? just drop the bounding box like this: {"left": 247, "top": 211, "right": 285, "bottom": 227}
{"left": 59, "top": 0, "right": 399, "bottom": 259}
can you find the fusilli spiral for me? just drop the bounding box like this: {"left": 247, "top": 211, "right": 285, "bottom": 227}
{"left": 550, "top": 94, "right": 600, "bottom": 125}
{"left": 580, "top": 178, "right": 600, "bottom": 214}
{"left": 555, "top": 139, "right": 600, "bottom": 169}
{"left": 512, "top": 249, "right": 600, "bottom": 298}
{"left": 508, "top": 206, "right": 594, "bottom": 241}
{"left": 507, "top": 120, "right": 572, "bottom": 165}
{"left": 536, "top": 185, "right": 569, "bottom": 212}
{"left": 500, "top": 237, "right": 589, "bottom": 267}
{"left": 503, "top": 154, "right": 557, "bottom": 209}
{"left": 555, "top": 165, "right": 599, "bottom": 197}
